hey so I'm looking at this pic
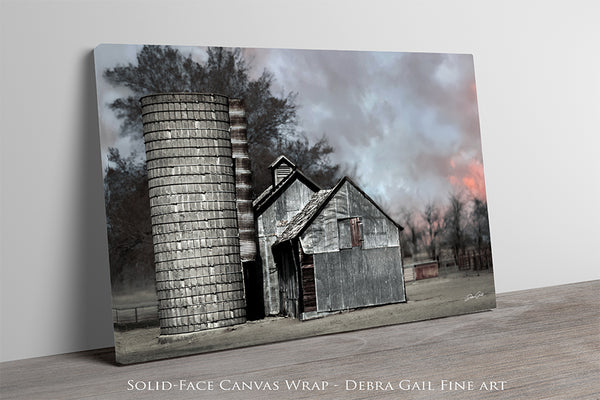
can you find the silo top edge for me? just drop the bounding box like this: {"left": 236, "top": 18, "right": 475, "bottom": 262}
{"left": 140, "top": 93, "right": 229, "bottom": 106}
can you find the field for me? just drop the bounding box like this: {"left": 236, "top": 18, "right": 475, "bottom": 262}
{"left": 113, "top": 270, "right": 496, "bottom": 364}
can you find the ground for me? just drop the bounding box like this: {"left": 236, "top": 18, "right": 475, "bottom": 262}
{"left": 114, "top": 270, "right": 496, "bottom": 364}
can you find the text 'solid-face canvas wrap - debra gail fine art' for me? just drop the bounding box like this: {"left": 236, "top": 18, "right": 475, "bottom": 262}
{"left": 94, "top": 44, "right": 496, "bottom": 364}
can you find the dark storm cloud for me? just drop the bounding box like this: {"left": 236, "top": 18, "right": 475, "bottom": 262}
{"left": 247, "top": 49, "right": 485, "bottom": 215}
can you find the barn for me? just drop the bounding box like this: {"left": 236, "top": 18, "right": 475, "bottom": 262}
{"left": 253, "top": 156, "right": 321, "bottom": 316}
{"left": 272, "top": 177, "right": 406, "bottom": 320}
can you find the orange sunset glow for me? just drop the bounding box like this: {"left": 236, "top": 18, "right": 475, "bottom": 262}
{"left": 448, "top": 160, "right": 487, "bottom": 200}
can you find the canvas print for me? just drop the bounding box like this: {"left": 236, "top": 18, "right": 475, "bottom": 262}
{"left": 94, "top": 44, "right": 496, "bottom": 364}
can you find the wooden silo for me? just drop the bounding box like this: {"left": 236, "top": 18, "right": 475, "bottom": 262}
{"left": 140, "top": 93, "right": 246, "bottom": 336}
{"left": 229, "top": 98, "right": 262, "bottom": 319}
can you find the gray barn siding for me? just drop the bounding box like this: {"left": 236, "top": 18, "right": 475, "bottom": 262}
{"left": 313, "top": 247, "right": 405, "bottom": 312}
{"left": 295, "top": 180, "right": 405, "bottom": 315}
{"left": 299, "top": 181, "right": 400, "bottom": 253}
{"left": 276, "top": 242, "right": 301, "bottom": 318}
{"left": 256, "top": 179, "right": 316, "bottom": 315}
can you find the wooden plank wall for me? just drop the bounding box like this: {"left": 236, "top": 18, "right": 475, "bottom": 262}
{"left": 300, "top": 252, "right": 317, "bottom": 312}
{"left": 299, "top": 181, "right": 400, "bottom": 254}
{"left": 256, "top": 179, "right": 317, "bottom": 315}
{"left": 415, "top": 261, "right": 439, "bottom": 280}
{"left": 313, "top": 247, "right": 405, "bottom": 312}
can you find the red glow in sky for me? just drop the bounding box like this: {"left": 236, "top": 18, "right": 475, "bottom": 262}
{"left": 448, "top": 160, "right": 487, "bottom": 200}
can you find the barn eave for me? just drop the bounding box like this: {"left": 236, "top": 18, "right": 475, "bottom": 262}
{"left": 274, "top": 176, "right": 404, "bottom": 248}
{"left": 253, "top": 169, "right": 321, "bottom": 215}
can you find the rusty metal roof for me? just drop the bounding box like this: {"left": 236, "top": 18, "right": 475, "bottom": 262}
{"left": 274, "top": 176, "right": 403, "bottom": 246}
{"left": 276, "top": 189, "right": 333, "bottom": 244}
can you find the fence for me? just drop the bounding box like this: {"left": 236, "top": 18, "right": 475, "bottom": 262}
{"left": 457, "top": 247, "right": 493, "bottom": 271}
{"left": 112, "top": 304, "right": 158, "bottom": 325}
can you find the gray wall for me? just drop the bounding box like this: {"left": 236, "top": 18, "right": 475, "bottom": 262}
{"left": 300, "top": 180, "right": 405, "bottom": 312}
{"left": 1, "top": 0, "right": 599, "bottom": 362}
{"left": 300, "top": 181, "right": 400, "bottom": 253}
{"left": 314, "top": 247, "right": 405, "bottom": 312}
{"left": 256, "top": 179, "right": 316, "bottom": 315}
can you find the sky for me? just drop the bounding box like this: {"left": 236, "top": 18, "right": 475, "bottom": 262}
{"left": 94, "top": 44, "right": 487, "bottom": 217}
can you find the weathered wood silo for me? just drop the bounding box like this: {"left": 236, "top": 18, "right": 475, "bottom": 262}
{"left": 228, "top": 99, "right": 256, "bottom": 263}
{"left": 140, "top": 93, "right": 246, "bottom": 336}
{"left": 229, "top": 99, "right": 263, "bottom": 319}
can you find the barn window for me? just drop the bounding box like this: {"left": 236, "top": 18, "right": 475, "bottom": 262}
{"left": 274, "top": 164, "right": 293, "bottom": 185}
{"left": 338, "top": 217, "right": 362, "bottom": 249}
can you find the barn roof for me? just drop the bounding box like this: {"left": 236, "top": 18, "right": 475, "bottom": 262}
{"left": 277, "top": 189, "right": 333, "bottom": 243}
{"left": 253, "top": 169, "right": 321, "bottom": 215}
{"left": 268, "top": 155, "right": 296, "bottom": 170}
{"left": 275, "top": 176, "right": 403, "bottom": 245}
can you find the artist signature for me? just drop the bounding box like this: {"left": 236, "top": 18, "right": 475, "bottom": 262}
{"left": 464, "top": 291, "right": 485, "bottom": 301}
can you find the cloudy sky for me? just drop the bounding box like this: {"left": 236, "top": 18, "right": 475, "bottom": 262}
{"left": 94, "top": 45, "right": 486, "bottom": 216}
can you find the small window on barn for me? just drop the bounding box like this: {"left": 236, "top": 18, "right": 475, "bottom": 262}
{"left": 274, "top": 164, "right": 293, "bottom": 185}
{"left": 338, "top": 217, "right": 362, "bottom": 249}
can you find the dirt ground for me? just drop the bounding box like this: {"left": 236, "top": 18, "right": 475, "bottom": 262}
{"left": 114, "top": 270, "right": 496, "bottom": 364}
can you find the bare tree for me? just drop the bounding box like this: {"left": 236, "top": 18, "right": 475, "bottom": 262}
{"left": 102, "top": 46, "right": 343, "bottom": 289}
{"left": 400, "top": 207, "right": 421, "bottom": 260}
{"left": 421, "top": 201, "right": 443, "bottom": 260}
{"left": 470, "top": 198, "right": 491, "bottom": 250}
{"left": 104, "top": 149, "right": 154, "bottom": 292}
{"left": 104, "top": 45, "right": 340, "bottom": 195}
{"left": 444, "top": 192, "right": 467, "bottom": 265}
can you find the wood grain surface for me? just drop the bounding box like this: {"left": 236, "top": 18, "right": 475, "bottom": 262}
{"left": 1, "top": 280, "right": 598, "bottom": 399}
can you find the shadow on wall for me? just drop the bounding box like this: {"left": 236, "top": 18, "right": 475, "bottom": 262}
{"left": 72, "top": 51, "right": 114, "bottom": 354}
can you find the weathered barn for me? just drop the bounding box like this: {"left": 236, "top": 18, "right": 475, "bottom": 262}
{"left": 272, "top": 177, "right": 406, "bottom": 320}
{"left": 253, "top": 156, "right": 321, "bottom": 316}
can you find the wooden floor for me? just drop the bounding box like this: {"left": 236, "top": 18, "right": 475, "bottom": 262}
{"left": 2, "top": 280, "right": 598, "bottom": 399}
